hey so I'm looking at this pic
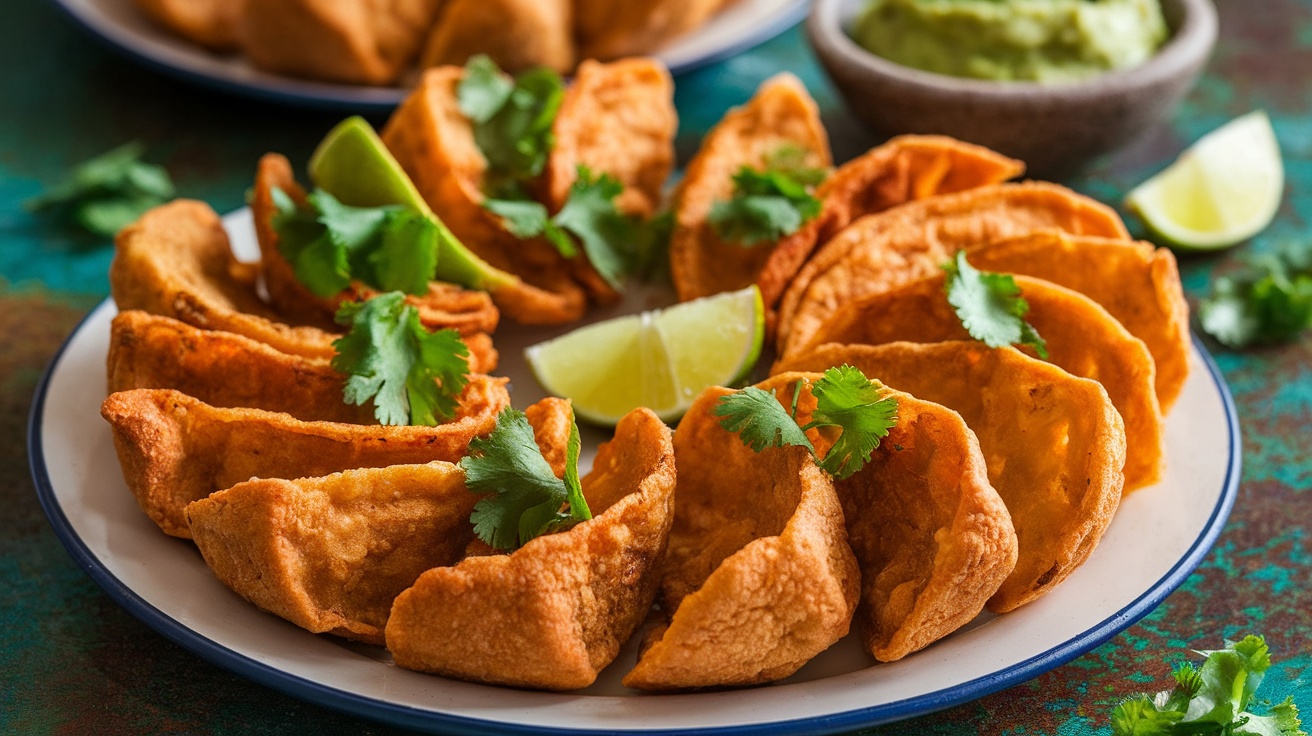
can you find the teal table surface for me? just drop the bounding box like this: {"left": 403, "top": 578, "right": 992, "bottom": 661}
{"left": 3, "top": 0, "right": 1310, "bottom": 733}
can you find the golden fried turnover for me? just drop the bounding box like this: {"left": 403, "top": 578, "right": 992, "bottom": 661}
{"left": 622, "top": 380, "right": 858, "bottom": 690}
{"left": 776, "top": 182, "right": 1131, "bottom": 355}
{"left": 134, "top": 0, "right": 245, "bottom": 50}
{"left": 249, "top": 153, "right": 501, "bottom": 339}
{"left": 422, "top": 0, "right": 574, "bottom": 74}
{"left": 386, "top": 407, "right": 677, "bottom": 691}
{"left": 967, "top": 230, "right": 1191, "bottom": 411}
{"left": 101, "top": 376, "right": 508, "bottom": 538}
{"left": 790, "top": 275, "right": 1163, "bottom": 492}
{"left": 575, "top": 0, "right": 731, "bottom": 61}
{"left": 382, "top": 67, "right": 588, "bottom": 324}
{"left": 756, "top": 136, "right": 1023, "bottom": 320}
{"left": 241, "top": 0, "right": 442, "bottom": 85}
{"left": 186, "top": 462, "right": 476, "bottom": 645}
{"left": 670, "top": 74, "right": 831, "bottom": 303}
{"left": 777, "top": 343, "right": 1125, "bottom": 613}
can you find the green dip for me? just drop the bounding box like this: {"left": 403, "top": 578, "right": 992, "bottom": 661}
{"left": 852, "top": 0, "right": 1169, "bottom": 83}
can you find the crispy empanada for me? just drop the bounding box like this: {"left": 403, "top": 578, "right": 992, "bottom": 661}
{"left": 134, "top": 0, "right": 245, "bottom": 50}
{"left": 574, "top": 0, "right": 731, "bottom": 61}
{"left": 421, "top": 0, "right": 574, "bottom": 74}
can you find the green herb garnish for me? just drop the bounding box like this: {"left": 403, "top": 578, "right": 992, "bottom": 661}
{"left": 25, "top": 142, "right": 175, "bottom": 238}
{"left": 461, "top": 406, "right": 592, "bottom": 551}
{"left": 272, "top": 188, "right": 439, "bottom": 298}
{"left": 713, "top": 365, "right": 898, "bottom": 480}
{"left": 331, "top": 292, "right": 470, "bottom": 427}
{"left": 942, "top": 250, "right": 1049, "bottom": 359}
{"left": 708, "top": 145, "right": 827, "bottom": 247}
{"left": 456, "top": 55, "right": 564, "bottom": 198}
{"left": 1110, "top": 635, "right": 1305, "bottom": 736}
{"left": 1200, "top": 246, "right": 1312, "bottom": 348}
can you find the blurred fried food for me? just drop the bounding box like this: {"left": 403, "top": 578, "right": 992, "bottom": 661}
{"left": 776, "top": 182, "right": 1131, "bottom": 355}
{"left": 101, "top": 376, "right": 509, "bottom": 538}
{"left": 186, "top": 462, "right": 476, "bottom": 644}
{"left": 575, "top": 0, "right": 731, "bottom": 61}
{"left": 134, "top": 0, "right": 245, "bottom": 50}
{"left": 670, "top": 74, "right": 831, "bottom": 302}
{"left": 387, "top": 407, "right": 676, "bottom": 690}
{"left": 622, "top": 379, "right": 858, "bottom": 690}
{"left": 792, "top": 274, "right": 1163, "bottom": 491}
{"left": 422, "top": 0, "right": 574, "bottom": 74}
{"left": 777, "top": 343, "right": 1125, "bottom": 613}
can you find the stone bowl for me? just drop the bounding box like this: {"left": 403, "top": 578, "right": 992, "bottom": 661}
{"left": 807, "top": 0, "right": 1218, "bottom": 177}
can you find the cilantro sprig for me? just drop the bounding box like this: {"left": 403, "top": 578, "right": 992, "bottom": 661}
{"left": 331, "top": 292, "right": 470, "bottom": 427}
{"left": 272, "top": 188, "right": 439, "bottom": 299}
{"left": 942, "top": 250, "right": 1049, "bottom": 359}
{"left": 25, "top": 142, "right": 175, "bottom": 238}
{"left": 485, "top": 165, "right": 652, "bottom": 289}
{"left": 713, "top": 365, "right": 898, "bottom": 480}
{"left": 461, "top": 406, "right": 592, "bottom": 551}
{"left": 708, "top": 145, "right": 827, "bottom": 247}
{"left": 457, "top": 55, "right": 564, "bottom": 198}
{"left": 1200, "top": 246, "right": 1312, "bottom": 348}
{"left": 1110, "top": 635, "right": 1305, "bottom": 736}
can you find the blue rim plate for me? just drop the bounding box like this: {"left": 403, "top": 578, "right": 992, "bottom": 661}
{"left": 29, "top": 211, "right": 1240, "bottom": 735}
{"left": 48, "top": 0, "right": 810, "bottom": 111}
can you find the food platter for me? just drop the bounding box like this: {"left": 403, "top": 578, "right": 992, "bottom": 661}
{"left": 49, "top": 0, "right": 809, "bottom": 110}
{"left": 30, "top": 209, "right": 1240, "bottom": 734}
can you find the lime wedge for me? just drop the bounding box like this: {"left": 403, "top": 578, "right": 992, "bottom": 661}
{"left": 1126, "top": 110, "right": 1283, "bottom": 251}
{"left": 308, "top": 116, "right": 515, "bottom": 289}
{"left": 525, "top": 286, "right": 765, "bottom": 425}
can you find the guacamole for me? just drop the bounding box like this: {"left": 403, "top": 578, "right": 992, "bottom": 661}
{"left": 852, "top": 0, "right": 1169, "bottom": 83}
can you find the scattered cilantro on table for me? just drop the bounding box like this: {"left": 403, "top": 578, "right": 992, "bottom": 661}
{"left": 708, "top": 144, "right": 827, "bottom": 247}
{"left": 1110, "top": 635, "right": 1305, "bottom": 736}
{"left": 942, "top": 250, "right": 1049, "bottom": 359}
{"left": 272, "top": 188, "right": 439, "bottom": 298}
{"left": 461, "top": 406, "right": 591, "bottom": 551}
{"left": 25, "top": 141, "right": 175, "bottom": 238}
{"left": 331, "top": 292, "right": 470, "bottom": 427}
{"left": 1199, "top": 246, "right": 1312, "bottom": 348}
{"left": 713, "top": 365, "right": 898, "bottom": 480}
{"left": 457, "top": 54, "right": 563, "bottom": 198}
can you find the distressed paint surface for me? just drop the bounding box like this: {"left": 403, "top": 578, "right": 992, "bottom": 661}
{"left": 2, "top": 0, "right": 1309, "bottom": 733}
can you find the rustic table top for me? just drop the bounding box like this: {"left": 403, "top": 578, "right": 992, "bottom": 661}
{"left": 2, "top": 0, "right": 1309, "bottom": 733}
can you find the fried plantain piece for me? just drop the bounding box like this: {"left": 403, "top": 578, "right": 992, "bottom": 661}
{"left": 622, "top": 379, "right": 858, "bottom": 690}
{"left": 776, "top": 182, "right": 1131, "bottom": 355}
{"left": 421, "top": 0, "right": 574, "bottom": 74}
{"left": 756, "top": 136, "right": 1023, "bottom": 321}
{"left": 777, "top": 343, "right": 1124, "bottom": 613}
{"left": 382, "top": 67, "right": 588, "bottom": 324}
{"left": 669, "top": 74, "right": 831, "bottom": 303}
{"left": 966, "top": 230, "right": 1191, "bottom": 411}
{"left": 107, "top": 310, "right": 497, "bottom": 420}
{"left": 250, "top": 153, "right": 501, "bottom": 338}
{"left": 386, "top": 407, "right": 677, "bottom": 691}
{"left": 789, "top": 274, "right": 1163, "bottom": 492}
{"left": 134, "top": 0, "right": 245, "bottom": 50}
{"left": 241, "top": 0, "right": 441, "bottom": 85}
{"left": 574, "top": 0, "right": 732, "bottom": 61}
{"left": 101, "top": 376, "right": 509, "bottom": 539}
{"left": 186, "top": 462, "right": 477, "bottom": 645}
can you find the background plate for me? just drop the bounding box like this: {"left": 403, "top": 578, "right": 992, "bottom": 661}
{"left": 50, "top": 0, "right": 810, "bottom": 110}
{"left": 31, "top": 210, "right": 1239, "bottom": 734}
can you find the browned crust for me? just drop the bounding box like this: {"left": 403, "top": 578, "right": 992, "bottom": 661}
{"left": 422, "top": 0, "right": 575, "bottom": 74}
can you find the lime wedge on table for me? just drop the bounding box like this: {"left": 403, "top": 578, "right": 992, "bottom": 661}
{"left": 525, "top": 287, "right": 765, "bottom": 426}
{"left": 1125, "top": 110, "right": 1283, "bottom": 251}
{"left": 307, "top": 116, "right": 515, "bottom": 290}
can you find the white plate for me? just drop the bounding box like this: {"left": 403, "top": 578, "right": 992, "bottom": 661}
{"left": 31, "top": 209, "right": 1239, "bottom": 734}
{"left": 50, "top": 0, "right": 810, "bottom": 109}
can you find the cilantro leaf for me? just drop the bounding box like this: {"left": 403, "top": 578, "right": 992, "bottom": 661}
{"left": 1200, "top": 247, "right": 1312, "bottom": 348}
{"left": 803, "top": 365, "right": 899, "bottom": 480}
{"left": 714, "top": 366, "right": 897, "bottom": 480}
{"left": 461, "top": 406, "right": 592, "bottom": 551}
{"left": 1110, "top": 635, "right": 1305, "bottom": 736}
{"left": 707, "top": 145, "right": 826, "bottom": 247}
{"left": 331, "top": 292, "right": 470, "bottom": 427}
{"left": 457, "top": 55, "right": 563, "bottom": 197}
{"left": 272, "top": 188, "right": 439, "bottom": 298}
{"left": 25, "top": 141, "right": 176, "bottom": 238}
{"left": 942, "top": 250, "right": 1049, "bottom": 359}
